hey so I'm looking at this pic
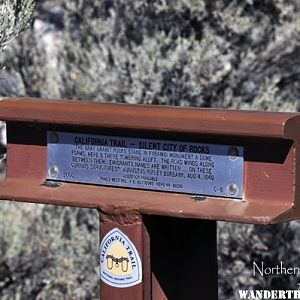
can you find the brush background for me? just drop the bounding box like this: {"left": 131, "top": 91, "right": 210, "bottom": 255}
{"left": 1, "top": 1, "right": 300, "bottom": 299}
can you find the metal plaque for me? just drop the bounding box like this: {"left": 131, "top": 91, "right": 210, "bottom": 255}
{"left": 47, "top": 131, "right": 244, "bottom": 199}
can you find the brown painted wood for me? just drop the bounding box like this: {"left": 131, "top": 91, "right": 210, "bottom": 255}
{"left": 99, "top": 212, "right": 151, "bottom": 300}
{"left": 3, "top": 97, "right": 300, "bottom": 300}
{"left": 142, "top": 219, "right": 152, "bottom": 300}
{"left": 152, "top": 275, "right": 168, "bottom": 300}
{"left": 0, "top": 177, "right": 293, "bottom": 224}
{"left": 0, "top": 121, "right": 296, "bottom": 224}
{"left": 2, "top": 97, "right": 300, "bottom": 298}
{"left": 1, "top": 98, "right": 300, "bottom": 223}
{"left": 243, "top": 138, "right": 294, "bottom": 204}
{"left": 99, "top": 213, "right": 217, "bottom": 300}
{"left": 1, "top": 97, "right": 300, "bottom": 139}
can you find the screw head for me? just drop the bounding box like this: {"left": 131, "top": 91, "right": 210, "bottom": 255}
{"left": 228, "top": 147, "right": 239, "bottom": 160}
{"left": 227, "top": 183, "right": 239, "bottom": 197}
{"left": 48, "top": 165, "right": 59, "bottom": 179}
{"left": 49, "top": 132, "right": 59, "bottom": 143}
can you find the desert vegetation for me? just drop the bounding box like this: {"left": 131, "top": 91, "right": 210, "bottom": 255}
{"left": 1, "top": 1, "right": 300, "bottom": 299}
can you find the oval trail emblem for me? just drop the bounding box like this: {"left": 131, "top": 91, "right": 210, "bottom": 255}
{"left": 99, "top": 228, "right": 142, "bottom": 288}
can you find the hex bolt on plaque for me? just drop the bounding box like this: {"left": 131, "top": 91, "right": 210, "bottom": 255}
{"left": 49, "top": 132, "right": 59, "bottom": 143}
{"left": 48, "top": 165, "right": 59, "bottom": 179}
{"left": 226, "top": 183, "right": 239, "bottom": 197}
{"left": 228, "top": 146, "right": 239, "bottom": 161}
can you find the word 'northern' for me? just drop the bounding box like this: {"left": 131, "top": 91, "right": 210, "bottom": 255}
{"left": 253, "top": 261, "right": 300, "bottom": 276}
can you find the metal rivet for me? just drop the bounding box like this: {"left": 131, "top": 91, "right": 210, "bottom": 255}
{"left": 48, "top": 165, "right": 59, "bottom": 179}
{"left": 49, "top": 132, "right": 59, "bottom": 143}
{"left": 228, "top": 147, "right": 239, "bottom": 160}
{"left": 227, "top": 183, "right": 239, "bottom": 196}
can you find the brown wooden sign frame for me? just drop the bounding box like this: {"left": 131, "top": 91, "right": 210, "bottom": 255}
{"left": 0, "top": 97, "right": 299, "bottom": 224}
{"left": 1, "top": 97, "right": 300, "bottom": 299}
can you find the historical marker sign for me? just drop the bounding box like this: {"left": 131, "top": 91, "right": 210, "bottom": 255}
{"left": 47, "top": 131, "right": 243, "bottom": 198}
{"left": 99, "top": 228, "right": 142, "bottom": 288}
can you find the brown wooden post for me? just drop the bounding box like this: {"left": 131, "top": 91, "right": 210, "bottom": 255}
{"left": 99, "top": 214, "right": 217, "bottom": 300}
{"left": 3, "top": 98, "right": 300, "bottom": 298}
{"left": 99, "top": 211, "right": 151, "bottom": 300}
